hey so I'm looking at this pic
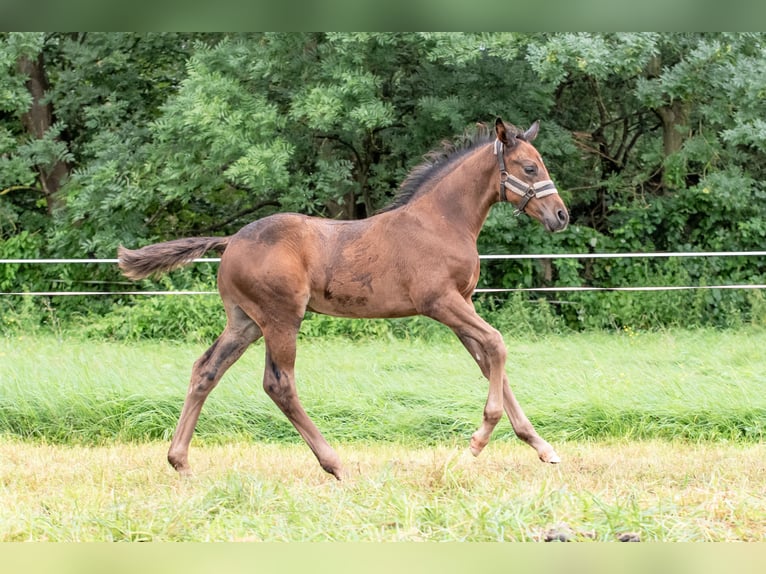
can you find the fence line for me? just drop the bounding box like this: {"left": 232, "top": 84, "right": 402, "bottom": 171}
{"left": 3, "top": 250, "right": 766, "bottom": 265}
{"left": 479, "top": 250, "right": 766, "bottom": 260}
{"left": 2, "top": 291, "right": 218, "bottom": 297}
{"left": 2, "top": 251, "right": 764, "bottom": 296}
{"left": 476, "top": 284, "right": 766, "bottom": 293}
{"left": 4, "top": 284, "right": 766, "bottom": 297}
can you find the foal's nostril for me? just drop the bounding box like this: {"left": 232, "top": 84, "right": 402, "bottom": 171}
{"left": 557, "top": 209, "right": 569, "bottom": 224}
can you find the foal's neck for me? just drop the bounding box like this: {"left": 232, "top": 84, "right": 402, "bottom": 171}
{"left": 411, "top": 144, "right": 499, "bottom": 241}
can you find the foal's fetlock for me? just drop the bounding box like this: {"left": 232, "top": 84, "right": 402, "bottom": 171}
{"left": 469, "top": 432, "right": 489, "bottom": 457}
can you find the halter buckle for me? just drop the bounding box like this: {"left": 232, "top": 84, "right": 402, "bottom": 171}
{"left": 513, "top": 186, "right": 536, "bottom": 216}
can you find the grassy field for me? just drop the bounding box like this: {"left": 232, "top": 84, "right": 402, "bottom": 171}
{"left": 1, "top": 328, "right": 765, "bottom": 541}
{"left": 2, "top": 328, "right": 765, "bottom": 444}
{"left": 1, "top": 440, "right": 764, "bottom": 542}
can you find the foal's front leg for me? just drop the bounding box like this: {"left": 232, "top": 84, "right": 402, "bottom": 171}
{"left": 502, "top": 377, "right": 560, "bottom": 463}
{"left": 424, "top": 294, "right": 507, "bottom": 456}
{"left": 427, "top": 293, "right": 559, "bottom": 463}
{"left": 461, "top": 334, "right": 560, "bottom": 463}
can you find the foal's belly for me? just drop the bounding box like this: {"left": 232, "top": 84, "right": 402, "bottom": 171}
{"left": 307, "top": 288, "right": 418, "bottom": 319}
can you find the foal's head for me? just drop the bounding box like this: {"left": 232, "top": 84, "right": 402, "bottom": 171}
{"left": 494, "top": 118, "right": 569, "bottom": 232}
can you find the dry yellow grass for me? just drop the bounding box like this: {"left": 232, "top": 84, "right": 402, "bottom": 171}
{"left": 1, "top": 438, "right": 764, "bottom": 541}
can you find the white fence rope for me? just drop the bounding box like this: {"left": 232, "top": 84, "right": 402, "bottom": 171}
{"left": 2, "top": 291, "right": 218, "bottom": 296}
{"left": 3, "top": 251, "right": 766, "bottom": 265}
{"left": 479, "top": 250, "right": 766, "bottom": 260}
{"left": 476, "top": 285, "right": 766, "bottom": 293}
{"left": 1, "top": 251, "right": 764, "bottom": 296}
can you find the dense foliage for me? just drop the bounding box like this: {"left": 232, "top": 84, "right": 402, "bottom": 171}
{"left": 2, "top": 33, "right": 766, "bottom": 338}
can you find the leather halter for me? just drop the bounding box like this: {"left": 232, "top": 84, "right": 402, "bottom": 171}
{"left": 494, "top": 139, "right": 559, "bottom": 216}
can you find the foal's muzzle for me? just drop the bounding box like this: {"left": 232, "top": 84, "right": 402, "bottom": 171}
{"left": 543, "top": 206, "right": 569, "bottom": 232}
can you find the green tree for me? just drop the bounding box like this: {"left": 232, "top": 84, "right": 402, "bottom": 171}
{"left": 2, "top": 32, "right": 766, "bottom": 332}
{"left": 1, "top": 33, "right": 62, "bottom": 236}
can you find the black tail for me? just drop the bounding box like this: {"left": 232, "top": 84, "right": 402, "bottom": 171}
{"left": 118, "top": 236, "right": 230, "bottom": 280}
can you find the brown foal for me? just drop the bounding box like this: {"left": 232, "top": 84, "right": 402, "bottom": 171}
{"left": 118, "top": 118, "right": 569, "bottom": 479}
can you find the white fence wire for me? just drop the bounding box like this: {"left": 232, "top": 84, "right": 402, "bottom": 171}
{"left": 1, "top": 251, "right": 765, "bottom": 296}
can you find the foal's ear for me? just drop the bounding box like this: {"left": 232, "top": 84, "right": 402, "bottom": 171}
{"left": 523, "top": 120, "right": 540, "bottom": 142}
{"left": 495, "top": 117, "right": 512, "bottom": 146}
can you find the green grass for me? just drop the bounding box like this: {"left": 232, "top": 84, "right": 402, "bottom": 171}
{"left": 2, "top": 327, "right": 766, "bottom": 542}
{"left": 1, "top": 440, "right": 764, "bottom": 541}
{"left": 1, "top": 327, "right": 765, "bottom": 445}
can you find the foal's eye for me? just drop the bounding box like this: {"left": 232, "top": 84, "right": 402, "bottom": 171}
{"left": 524, "top": 165, "right": 538, "bottom": 176}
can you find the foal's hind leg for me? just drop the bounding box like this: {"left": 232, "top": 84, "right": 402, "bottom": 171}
{"left": 260, "top": 326, "right": 345, "bottom": 480}
{"left": 167, "top": 307, "right": 261, "bottom": 474}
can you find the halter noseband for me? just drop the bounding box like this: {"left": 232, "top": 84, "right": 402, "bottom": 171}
{"left": 494, "top": 139, "right": 559, "bottom": 216}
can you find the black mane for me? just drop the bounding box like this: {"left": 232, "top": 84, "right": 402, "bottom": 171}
{"left": 377, "top": 122, "right": 523, "bottom": 214}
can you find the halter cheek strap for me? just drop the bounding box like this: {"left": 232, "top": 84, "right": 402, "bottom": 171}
{"left": 494, "top": 139, "right": 559, "bottom": 216}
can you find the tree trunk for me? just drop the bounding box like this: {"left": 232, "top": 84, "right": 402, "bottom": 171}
{"left": 656, "top": 99, "right": 689, "bottom": 158}
{"left": 655, "top": 99, "right": 690, "bottom": 190}
{"left": 17, "top": 52, "right": 70, "bottom": 214}
{"left": 646, "top": 55, "right": 691, "bottom": 190}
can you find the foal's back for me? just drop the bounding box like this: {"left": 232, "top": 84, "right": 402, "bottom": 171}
{"left": 219, "top": 211, "right": 451, "bottom": 320}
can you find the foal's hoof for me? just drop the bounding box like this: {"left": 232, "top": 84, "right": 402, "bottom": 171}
{"left": 469, "top": 435, "right": 488, "bottom": 457}
{"left": 171, "top": 463, "right": 194, "bottom": 478}
{"left": 168, "top": 454, "right": 193, "bottom": 476}
{"left": 321, "top": 462, "right": 348, "bottom": 481}
{"left": 539, "top": 449, "right": 561, "bottom": 464}
{"left": 333, "top": 467, "right": 350, "bottom": 481}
